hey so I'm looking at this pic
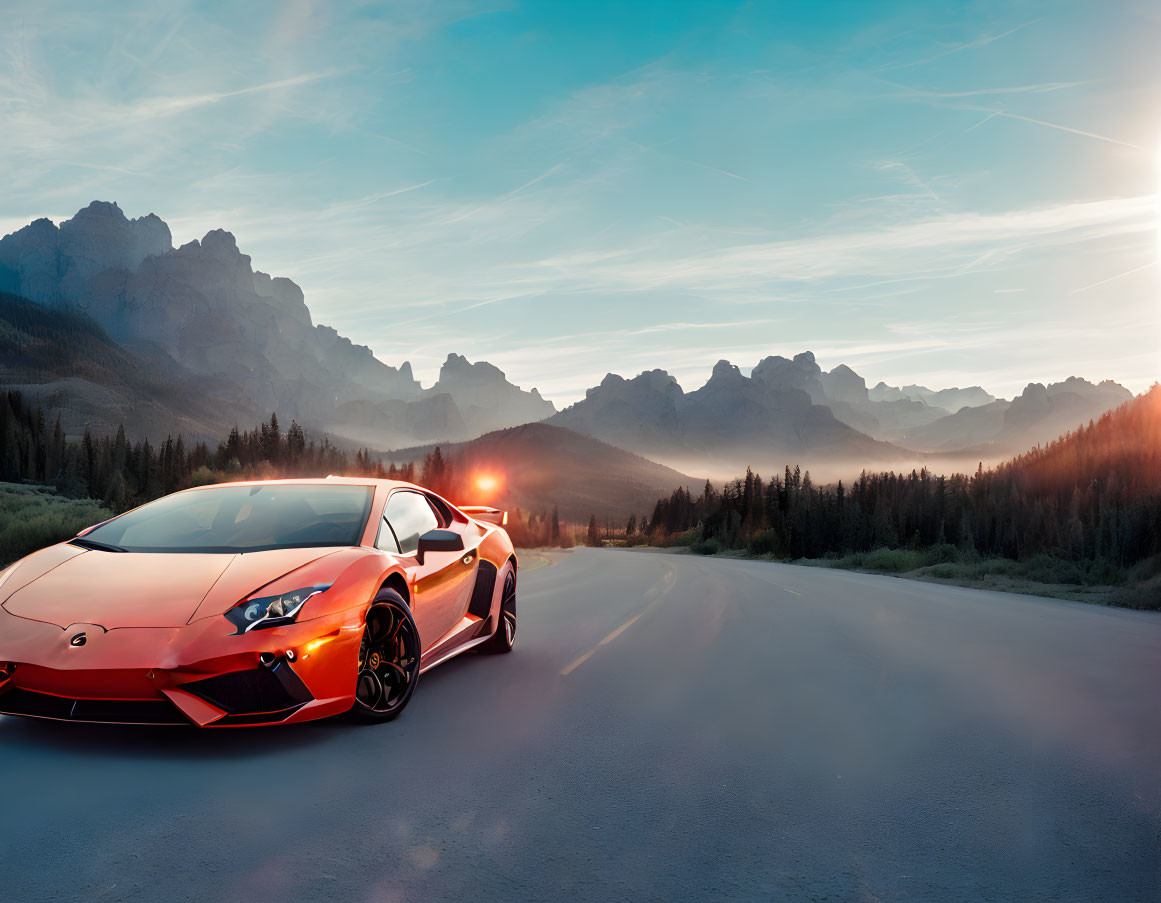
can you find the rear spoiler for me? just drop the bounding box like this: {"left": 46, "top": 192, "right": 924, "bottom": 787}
{"left": 459, "top": 506, "right": 508, "bottom": 527}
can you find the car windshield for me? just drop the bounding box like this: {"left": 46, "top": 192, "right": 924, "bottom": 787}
{"left": 80, "top": 484, "right": 375, "bottom": 553}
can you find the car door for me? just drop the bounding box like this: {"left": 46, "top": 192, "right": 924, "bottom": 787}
{"left": 381, "top": 490, "right": 478, "bottom": 649}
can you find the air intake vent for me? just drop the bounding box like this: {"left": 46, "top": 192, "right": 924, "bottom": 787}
{"left": 0, "top": 688, "right": 187, "bottom": 724}
{"left": 468, "top": 560, "right": 497, "bottom": 618}
{"left": 182, "top": 660, "right": 311, "bottom": 718}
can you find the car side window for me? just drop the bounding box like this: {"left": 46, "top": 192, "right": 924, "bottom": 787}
{"left": 425, "top": 493, "right": 453, "bottom": 527}
{"left": 384, "top": 491, "right": 439, "bottom": 555}
{"left": 375, "top": 516, "right": 400, "bottom": 554}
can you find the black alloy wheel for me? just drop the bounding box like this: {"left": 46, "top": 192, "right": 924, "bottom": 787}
{"left": 351, "top": 588, "right": 420, "bottom": 722}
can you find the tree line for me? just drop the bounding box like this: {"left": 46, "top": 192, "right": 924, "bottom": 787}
{"left": 0, "top": 392, "right": 399, "bottom": 512}
{"left": 639, "top": 386, "right": 1161, "bottom": 574}
{"left": 0, "top": 391, "right": 584, "bottom": 547}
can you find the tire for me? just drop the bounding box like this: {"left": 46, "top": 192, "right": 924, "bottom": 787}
{"left": 349, "top": 588, "right": 420, "bottom": 723}
{"left": 480, "top": 567, "right": 516, "bottom": 655}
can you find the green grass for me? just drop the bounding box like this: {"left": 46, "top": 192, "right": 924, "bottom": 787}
{"left": 791, "top": 548, "right": 1159, "bottom": 610}
{"left": 789, "top": 546, "right": 1122, "bottom": 584}
{"left": 677, "top": 530, "right": 1159, "bottom": 610}
{"left": 0, "top": 482, "right": 114, "bottom": 567}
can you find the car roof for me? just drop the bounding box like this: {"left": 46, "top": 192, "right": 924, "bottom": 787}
{"left": 181, "top": 476, "right": 422, "bottom": 492}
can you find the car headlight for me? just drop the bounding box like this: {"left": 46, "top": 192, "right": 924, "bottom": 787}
{"left": 225, "top": 584, "right": 331, "bottom": 634}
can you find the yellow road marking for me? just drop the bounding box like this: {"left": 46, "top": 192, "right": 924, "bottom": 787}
{"left": 598, "top": 610, "right": 647, "bottom": 646}
{"left": 560, "top": 564, "right": 674, "bottom": 677}
{"left": 560, "top": 647, "right": 598, "bottom": 676}
{"left": 779, "top": 585, "right": 802, "bottom": 597}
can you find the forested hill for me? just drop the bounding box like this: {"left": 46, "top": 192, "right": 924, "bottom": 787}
{"left": 996, "top": 384, "right": 1161, "bottom": 495}
{"left": 0, "top": 290, "right": 250, "bottom": 440}
{"left": 638, "top": 386, "right": 1161, "bottom": 607}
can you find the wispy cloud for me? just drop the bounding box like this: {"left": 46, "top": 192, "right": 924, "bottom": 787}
{"left": 523, "top": 195, "right": 1155, "bottom": 297}
{"left": 882, "top": 80, "right": 1090, "bottom": 99}
{"left": 501, "top": 163, "right": 567, "bottom": 199}
{"left": 687, "top": 160, "right": 750, "bottom": 183}
{"left": 1071, "top": 259, "right": 1156, "bottom": 293}
{"left": 974, "top": 109, "right": 1143, "bottom": 150}
{"left": 115, "top": 71, "right": 339, "bottom": 124}
{"left": 876, "top": 18, "right": 1041, "bottom": 72}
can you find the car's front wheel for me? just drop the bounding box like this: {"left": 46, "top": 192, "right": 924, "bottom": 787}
{"left": 350, "top": 588, "right": 420, "bottom": 723}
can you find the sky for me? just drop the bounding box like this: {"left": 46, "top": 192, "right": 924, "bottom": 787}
{"left": 2, "top": 0, "right": 1160, "bottom": 405}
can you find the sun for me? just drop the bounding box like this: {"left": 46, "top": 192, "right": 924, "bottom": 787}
{"left": 475, "top": 474, "right": 498, "bottom": 493}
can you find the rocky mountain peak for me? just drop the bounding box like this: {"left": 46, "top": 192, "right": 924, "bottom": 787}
{"left": 252, "top": 271, "right": 312, "bottom": 326}
{"left": 751, "top": 353, "right": 823, "bottom": 398}
{"left": 438, "top": 352, "right": 505, "bottom": 384}
{"left": 59, "top": 201, "right": 172, "bottom": 267}
{"left": 194, "top": 229, "right": 253, "bottom": 272}
{"left": 71, "top": 199, "right": 125, "bottom": 221}
{"left": 200, "top": 228, "right": 239, "bottom": 254}
{"left": 819, "top": 363, "right": 868, "bottom": 406}
{"left": 634, "top": 369, "right": 684, "bottom": 396}
{"left": 429, "top": 353, "right": 555, "bottom": 435}
{"left": 0, "top": 202, "right": 565, "bottom": 450}
{"left": 0, "top": 200, "right": 175, "bottom": 306}
{"left": 707, "top": 360, "right": 744, "bottom": 384}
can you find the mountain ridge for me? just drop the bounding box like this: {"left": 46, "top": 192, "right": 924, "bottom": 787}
{"left": 0, "top": 202, "right": 552, "bottom": 447}
{"left": 552, "top": 351, "right": 1134, "bottom": 477}
{"left": 1, "top": 202, "right": 1135, "bottom": 474}
{"left": 387, "top": 421, "right": 701, "bottom": 522}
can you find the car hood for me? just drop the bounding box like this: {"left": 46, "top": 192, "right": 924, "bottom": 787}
{"left": 2, "top": 546, "right": 342, "bottom": 629}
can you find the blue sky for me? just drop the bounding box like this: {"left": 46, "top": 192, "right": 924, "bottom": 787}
{"left": 2, "top": 0, "right": 1159, "bottom": 403}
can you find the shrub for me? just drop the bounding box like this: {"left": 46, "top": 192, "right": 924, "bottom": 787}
{"left": 190, "top": 466, "right": 217, "bottom": 487}
{"left": 922, "top": 543, "right": 960, "bottom": 566}
{"left": 0, "top": 483, "right": 114, "bottom": 567}
{"left": 691, "top": 536, "right": 722, "bottom": 556}
{"left": 860, "top": 547, "right": 926, "bottom": 573}
{"left": 747, "top": 528, "right": 780, "bottom": 557}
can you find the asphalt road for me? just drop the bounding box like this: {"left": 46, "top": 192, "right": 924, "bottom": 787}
{"left": 2, "top": 549, "right": 1160, "bottom": 902}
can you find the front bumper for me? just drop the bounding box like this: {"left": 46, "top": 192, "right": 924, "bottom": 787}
{"left": 0, "top": 604, "right": 365, "bottom": 727}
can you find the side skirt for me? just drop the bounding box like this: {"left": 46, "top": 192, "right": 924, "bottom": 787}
{"left": 419, "top": 631, "right": 495, "bottom": 675}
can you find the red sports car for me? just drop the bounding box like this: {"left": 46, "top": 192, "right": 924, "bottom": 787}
{"left": 0, "top": 478, "right": 517, "bottom": 727}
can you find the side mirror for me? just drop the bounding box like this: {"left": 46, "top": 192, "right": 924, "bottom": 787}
{"left": 416, "top": 528, "right": 464, "bottom": 564}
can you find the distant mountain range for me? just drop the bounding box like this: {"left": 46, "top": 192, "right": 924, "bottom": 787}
{"left": 547, "top": 352, "right": 1132, "bottom": 477}
{"left": 886, "top": 377, "right": 1133, "bottom": 454}
{"left": 323, "top": 353, "right": 554, "bottom": 450}
{"left": 0, "top": 201, "right": 1139, "bottom": 484}
{"left": 548, "top": 357, "right": 907, "bottom": 478}
{"left": 0, "top": 202, "right": 551, "bottom": 447}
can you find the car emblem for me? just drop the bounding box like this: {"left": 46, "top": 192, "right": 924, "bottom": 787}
{"left": 69, "top": 632, "right": 87, "bottom": 647}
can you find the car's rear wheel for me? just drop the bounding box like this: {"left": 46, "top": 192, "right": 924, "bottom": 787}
{"left": 481, "top": 568, "right": 516, "bottom": 654}
{"left": 350, "top": 588, "right": 420, "bottom": 723}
